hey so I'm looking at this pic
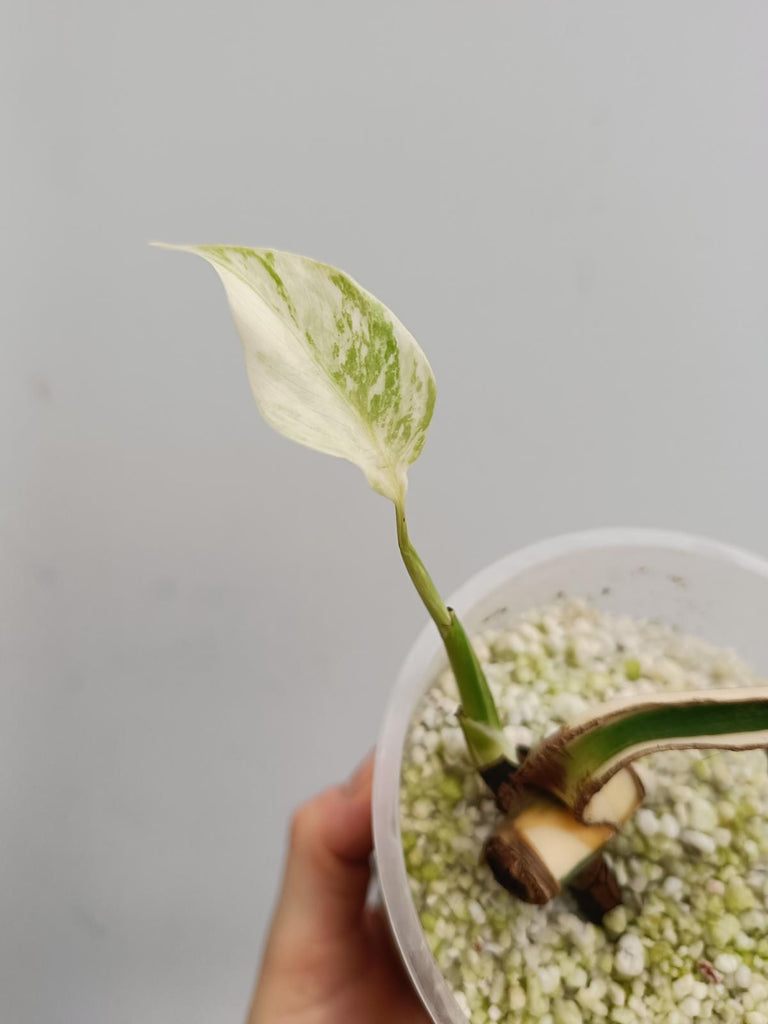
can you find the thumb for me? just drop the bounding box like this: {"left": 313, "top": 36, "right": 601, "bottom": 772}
{"left": 264, "top": 753, "right": 375, "bottom": 957}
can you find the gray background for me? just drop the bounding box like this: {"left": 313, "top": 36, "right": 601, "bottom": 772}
{"left": 3, "top": 2, "right": 768, "bottom": 1022}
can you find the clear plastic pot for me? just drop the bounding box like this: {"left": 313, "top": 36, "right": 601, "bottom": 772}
{"left": 373, "top": 528, "right": 768, "bottom": 1024}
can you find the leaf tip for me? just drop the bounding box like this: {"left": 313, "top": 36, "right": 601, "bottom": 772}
{"left": 149, "top": 241, "right": 196, "bottom": 253}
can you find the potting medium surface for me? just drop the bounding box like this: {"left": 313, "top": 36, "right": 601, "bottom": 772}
{"left": 400, "top": 598, "right": 768, "bottom": 1024}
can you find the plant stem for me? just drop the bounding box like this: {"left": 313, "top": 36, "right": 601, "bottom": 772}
{"left": 395, "top": 504, "right": 627, "bottom": 920}
{"left": 394, "top": 500, "right": 452, "bottom": 632}
{"left": 394, "top": 502, "right": 503, "bottom": 761}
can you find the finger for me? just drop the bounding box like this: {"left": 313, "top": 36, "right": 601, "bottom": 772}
{"left": 266, "top": 753, "right": 375, "bottom": 953}
{"left": 327, "top": 751, "right": 375, "bottom": 859}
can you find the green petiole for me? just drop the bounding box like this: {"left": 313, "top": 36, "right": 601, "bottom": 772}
{"left": 395, "top": 500, "right": 505, "bottom": 765}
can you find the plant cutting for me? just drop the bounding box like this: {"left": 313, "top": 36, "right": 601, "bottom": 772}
{"left": 158, "top": 245, "right": 768, "bottom": 1023}
{"left": 395, "top": 588, "right": 768, "bottom": 1023}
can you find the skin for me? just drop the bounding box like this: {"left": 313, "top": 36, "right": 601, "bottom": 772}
{"left": 249, "top": 753, "right": 430, "bottom": 1024}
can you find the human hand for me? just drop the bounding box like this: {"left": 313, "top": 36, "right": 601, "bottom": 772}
{"left": 248, "top": 753, "right": 430, "bottom": 1024}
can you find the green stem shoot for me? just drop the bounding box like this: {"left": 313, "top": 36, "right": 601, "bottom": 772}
{"left": 395, "top": 501, "right": 504, "bottom": 765}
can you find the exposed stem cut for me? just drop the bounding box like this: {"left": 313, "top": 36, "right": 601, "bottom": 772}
{"left": 484, "top": 793, "right": 619, "bottom": 908}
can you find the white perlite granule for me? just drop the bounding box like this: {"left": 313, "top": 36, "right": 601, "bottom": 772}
{"left": 400, "top": 598, "right": 768, "bottom": 1024}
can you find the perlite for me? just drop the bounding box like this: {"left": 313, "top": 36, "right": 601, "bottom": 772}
{"left": 401, "top": 598, "right": 768, "bottom": 1023}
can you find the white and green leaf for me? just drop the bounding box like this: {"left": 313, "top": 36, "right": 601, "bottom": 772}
{"left": 516, "top": 686, "right": 768, "bottom": 826}
{"left": 158, "top": 244, "right": 436, "bottom": 503}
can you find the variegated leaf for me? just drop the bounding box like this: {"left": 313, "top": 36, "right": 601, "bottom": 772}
{"left": 159, "top": 244, "right": 436, "bottom": 503}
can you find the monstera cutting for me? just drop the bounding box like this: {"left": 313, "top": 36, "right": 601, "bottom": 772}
{"left": 157, "top": 244, "right": 768, "bottom": 919}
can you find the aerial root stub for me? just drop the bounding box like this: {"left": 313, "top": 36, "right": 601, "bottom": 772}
{"left": 568, "top": 854, "right": 623, "bottom": 923}
{"left": 483, "top": 830, "right": 560, "bottom": 905}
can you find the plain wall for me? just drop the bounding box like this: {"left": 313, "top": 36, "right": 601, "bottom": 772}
{"left": 3, "top": 2, "right": 768, "bottom": 1022}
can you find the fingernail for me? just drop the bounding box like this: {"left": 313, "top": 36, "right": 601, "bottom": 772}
{"left": 344, "top": 751, "right": 373, "bottom": 797}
